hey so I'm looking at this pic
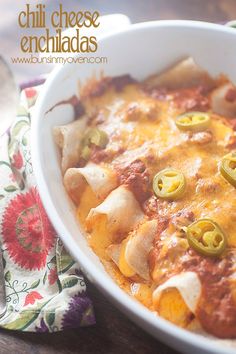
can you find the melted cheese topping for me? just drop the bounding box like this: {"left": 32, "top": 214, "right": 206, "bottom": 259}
{"left": 119, "top": 238, "right": 136, "bottom": 277}
{"left": 75, "top": 79, "right": 236, "bottom": 337}
{"left": 80, "top": 83, "right": 236, "bottom": 246}
{"left": 154, "top": 288, "right": 192, "bottom": 328}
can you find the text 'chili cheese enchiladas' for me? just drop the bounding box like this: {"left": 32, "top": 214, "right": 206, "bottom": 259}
{"left": 53, "top": 58, "right": 236, "bottom": 339}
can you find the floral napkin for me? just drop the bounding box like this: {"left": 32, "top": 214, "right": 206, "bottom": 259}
{"left": 0, "top": 84, "right": 95, "bottom": 331}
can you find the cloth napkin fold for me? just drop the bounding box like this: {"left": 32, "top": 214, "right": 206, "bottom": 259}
{"left": 0, "top": 84, "right": 95, "bottom": 331}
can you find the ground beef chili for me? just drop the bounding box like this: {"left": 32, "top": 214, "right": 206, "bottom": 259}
{"left": 171, "top": 87, "right": 210, "bottom": 111}
{"left": 148, "top": 203, "right": 236, "bottom": 339}
{"left": 89, "top": 145, "right": 125, "bottom": 164}
{"left": 147, "top": 86, "right": 209, "bottom": 112}
{"left": 143, "top": 195, "right": 160, "bottom": 218}
{"left": 171, "top": 210, "right": 195, "bottom": 229}
{"left": 80, "top": 74, "right": 137, "bottom": 99}
{"left": 143, "top": 196, "right": 171, "bottom": 225}
{"left": 116, "top": 159, "right": 150, "bottom": 203}
{"left": 89, "top": 146, "right": 109, "bottom": 164}
{"left": 182, "top": 250, "right": 236, "bottom": 338}
{"left": 149, "top": 241, "right": 236, "bottom": 338}
{"left": 225, "top": 87, "right": 236, "bottom": 103}
{"left": 110, "top": 75, "right": 137, "bottom": 92}
{"left": 226, "top": 134, "right": 236, "bottom": 149}
{"left": 228, "top": 119, "right": 236, "bottom": 131}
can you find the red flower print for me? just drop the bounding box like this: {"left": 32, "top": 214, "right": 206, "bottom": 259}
{"left": 12, "top": 150, "right": 23, "bottom": 169}
{"left": 48, "top": 268, "right": 58, "bottom": 285}
{"left": 24, "top": 291, "right": 43, "bottom": 306}
{"left": 25, "top": 88, "right": 37, "bottom": 99}
{"left": 2, "top": 187, "right": 56, "bottom": 270}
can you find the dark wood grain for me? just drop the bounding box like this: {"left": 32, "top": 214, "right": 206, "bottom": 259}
{"left": 0, "top": 0, "right": 236, "bottom": 353}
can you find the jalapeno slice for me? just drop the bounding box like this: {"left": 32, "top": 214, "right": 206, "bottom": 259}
{"left": 83, "top": 128, "right": 108, "bottom": 148}
{"left": 81, "top": 145, "right": 91, "bottom": 160}
{"left": 176, "top": 112, "right": 210, "bottom": 132}
{"left": 153, "top": 168, "right": 186, "bottom": 200}
{"left": 220, "top": 152, "right": 236, "bottom": 187}
{"left": 185, "top": 218, "right": 226, "bottom": 257}
{"left": 81, "top": 128, "right": 108, "bottom": 160}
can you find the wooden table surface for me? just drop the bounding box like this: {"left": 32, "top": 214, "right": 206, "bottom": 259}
{"left": 0, "top": 0, "right": 236, "bottom": 353}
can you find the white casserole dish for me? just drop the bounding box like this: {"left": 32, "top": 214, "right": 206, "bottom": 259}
{"left": 31, "top": 20, "right": 236, "bottom": 354}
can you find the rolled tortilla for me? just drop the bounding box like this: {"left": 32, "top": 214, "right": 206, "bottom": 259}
{"left": 125, "top": 219, "right": 157, "bottom": 280}
{"left": 211, "top": 83, "right": 236, "bottom": 118}
{"left": 153, "top": 272, "right": 201, "bottom": 314}
{"left": 107, "top": 220, "right": 157, "bottom": 280}
{"left": 64, "top": 162, "right": 117, "bottom": 204}
{"left": 53, "top": 117, "right": 87, "bottom": 174}
{"left": 144, "top": 57, "right": 215, "bottom": 91}
{"left": 86, "top": 185, "right": 144, "bottom": 236}
{"left": 107, "top": 243, "right": 122, "bottom": 266}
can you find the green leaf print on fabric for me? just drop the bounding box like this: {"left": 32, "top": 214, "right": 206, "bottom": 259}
{"left": 46, "top": 312, "right": 55, "bottom": 327}
{"left": 4, "top": 300, "right": 49, "bottom": 330}
{"left": 62, "top": 278, "right": 79, "bottom": 289}
{"left": 16, "top": 106, "right": 29, "bottom": 118}
{"left": 4, "top": 185, "right": 18, "bottom": 192}
{"left": 43, "top": 271, "right": 47, "bottom": 285}
{"left": 2, "top": 257, "right": 6, "bottom": 269}
{"left": 30, "top": 280, "right": 40, "bottom": 289}
{"left": 0, "top": 161, "right": 12, "bottom": 169}
{"left": 22, "top": 136, "right": 27, "bottom": 146}
{"left": 11, "top": 120, "right": 29, "bottom": 138}
{"left": 4, "top": 311, "right": 39, "bottom": 330}
{"left": 4, "top": 271, "right": 11, "bottom": 282}
{"left": 58, "top": 252, "right": 75, "bottom": 274}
